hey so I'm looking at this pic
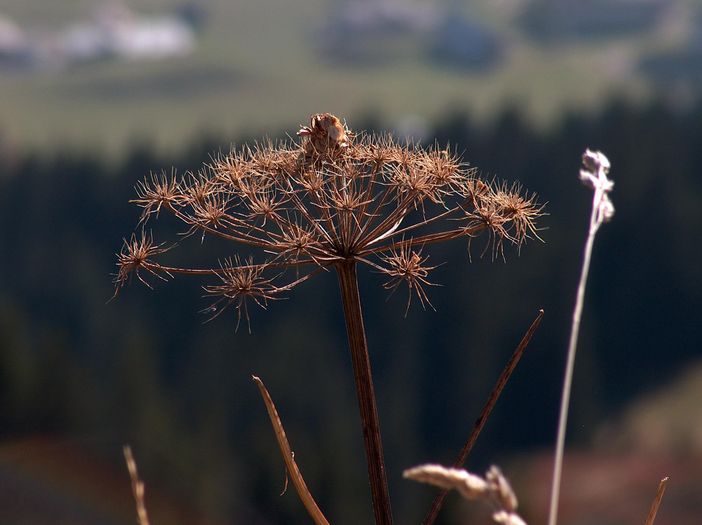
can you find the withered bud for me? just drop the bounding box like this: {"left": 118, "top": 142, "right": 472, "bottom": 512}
{"left": 579, "top": 148, "right": 615, "bottom": 226}
{"left": 581, "top": 148, "right": 610, "bottom": 176}
{"left": 297, "top": 113, "right": 349, "bottom": 152}
{"left": 579, "top": 148, "right": 613, "bottom": 193}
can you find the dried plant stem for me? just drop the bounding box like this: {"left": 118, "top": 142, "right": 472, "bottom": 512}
{"left": 336, "top": 259, "right": 393, "bottom": 525}
{"left": 123, "top": 445, "right": 151, "bottom": 525}
{"left": 252, "top": 375, "right": 330, "bottom": 525}
{"left": 644, "top": 477, "right": 669, "bottom": 525}
{"left": 548, "top": 173, "right": 610, "bottom": 525}
{"left": 422, "top": 309, "right": 544, "bottom": 525}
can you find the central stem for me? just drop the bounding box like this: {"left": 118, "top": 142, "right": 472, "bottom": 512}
{"left": 336, "top": 259, "right": 393, "bottom": 525}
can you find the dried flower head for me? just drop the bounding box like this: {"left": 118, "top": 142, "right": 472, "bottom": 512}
{"left": 404, "top": 463, "right": 527, "bottom": 525}
{"left": 402, "top": 464, "right": 488, "bottom": 500}
{"left": 202, "top": 257, "right": 279, "bottom": 332}
{"left": 114, "top": 114, "right": 543, "bottom": 327}
{"left": 379, "top": 244, "right": 438, "bottom": 315}
{"left": 132, "top": 170, "right": 182, "bottom": 223}
{"left": 113, "top": 231, "right": 172, "bottom": 296}
{"left": 579, "top": 148, "right": 614, "bottom": 228}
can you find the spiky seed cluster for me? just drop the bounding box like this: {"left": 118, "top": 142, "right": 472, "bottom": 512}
{"left": 380, "top": 245, "right": 437, "bottom": 314}
{"left": 114, "top": 113, "right": 543, "bottom": 327}
{"left": 114, "top": 232, "right": 172, "bottom": 293}
{"left": 202, "top": 256, "right": 279, "bottom": 332}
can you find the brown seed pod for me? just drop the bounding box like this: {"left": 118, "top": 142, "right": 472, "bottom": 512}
{"left": 297, "top": 113, "right": 349, "bottom": 153}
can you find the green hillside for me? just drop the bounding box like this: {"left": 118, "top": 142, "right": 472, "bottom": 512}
{"left": 0, "top": 0, "right": 691, "bottom": 156}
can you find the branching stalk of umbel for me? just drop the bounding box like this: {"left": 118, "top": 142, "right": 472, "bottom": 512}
{"left": 113, "top": 113, "right": 543, "bottom": 524}
{"left": 547, "top": 149, "right": 614, "bottom": 525}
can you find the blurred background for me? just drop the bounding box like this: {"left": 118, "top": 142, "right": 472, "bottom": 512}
{"left": 1, "top": 1, "right": 701, "bottom": 524}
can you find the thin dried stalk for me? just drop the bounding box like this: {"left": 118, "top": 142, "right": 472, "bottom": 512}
{"left": 337, "top": 260, "right": 393, "bottom": 525}
{"left": 644, "top": 477, "right": 669, "bottom": 525}
{"left": 422, "top": 309, "right": 544, "bottom": 525}
{"left": 252, "top": 375, "right": 330, "bottom": 525}
{"left": 547, "top": 150, "right": 614, "bottom": 525}
{"left": 123, "top": 445, "right": 151, "bottom": 525}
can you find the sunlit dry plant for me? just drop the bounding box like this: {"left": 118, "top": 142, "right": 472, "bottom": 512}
{"left": 201, "top": 255, "right": 281, "bottom": 332}
{"left": 113, "top": 231, "right": 172, "bottom": 293}
{"left": 379, "top": 243, "right": 438, "bottom": 314}
{"left": 115, "top": 114, "right": 541, "bottom": 323}
{"left": 113, "top": 113, "right": 543, "bottom": 525}
{"left": 404, "top": 464, "right": 527, "bottom": 525}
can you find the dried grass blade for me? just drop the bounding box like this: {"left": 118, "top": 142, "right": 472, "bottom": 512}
{"left": 422, "top": 309, "right": 544, "bottom": 525}
{"left": 252, "top": 375, "right": 331, "bottom": 525}
{"left": 644, "top": 477, "right": 669, "bottom": 525}
{"left": 123, "top": 445, "right": 151, "bottom": 525}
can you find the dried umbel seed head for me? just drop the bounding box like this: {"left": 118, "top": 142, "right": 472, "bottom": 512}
{"left": 114, "top": 114, "right": 543, "bottom": 328}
